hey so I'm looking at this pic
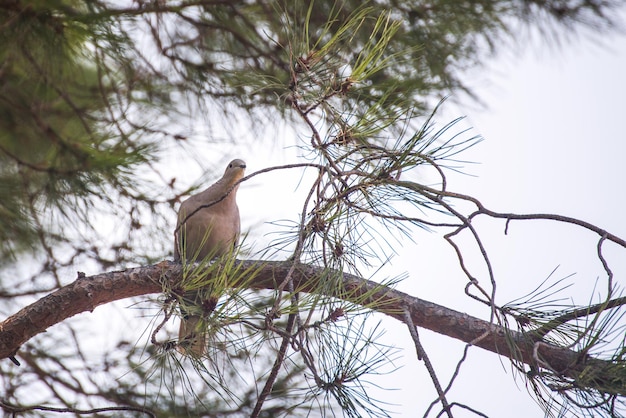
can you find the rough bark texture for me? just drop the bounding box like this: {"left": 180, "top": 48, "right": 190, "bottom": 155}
{"left": 0, "top": 260, "right": 622, "bottom": 395}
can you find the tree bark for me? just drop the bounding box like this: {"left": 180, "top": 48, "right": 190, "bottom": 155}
{"left": 0, "top": 259, "right": 623, "bottom": 395}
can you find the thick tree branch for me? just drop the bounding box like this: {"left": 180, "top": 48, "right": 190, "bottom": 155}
{"left": 0, "top": 260, "right": 623, "bottom": 396}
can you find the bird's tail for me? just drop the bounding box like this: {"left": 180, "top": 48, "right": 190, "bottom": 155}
{"left": 178, "top": 315, "right": 206, "bottom": 356}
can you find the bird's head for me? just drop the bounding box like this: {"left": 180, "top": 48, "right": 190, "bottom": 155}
{"left": 222, "top": 158, "right": 247, "bottom": 185}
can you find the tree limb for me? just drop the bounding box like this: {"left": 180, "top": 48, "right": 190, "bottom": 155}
{"left": 0, "top": 260, "right": 623, "bottom": 396}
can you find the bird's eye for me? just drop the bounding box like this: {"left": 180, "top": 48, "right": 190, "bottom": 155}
{"left": 229, "top": 163, "right": 233, "bottom": 168}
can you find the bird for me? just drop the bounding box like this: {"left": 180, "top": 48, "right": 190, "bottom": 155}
{"left": 174, "top": 158, "right": 246, "bottom": 356}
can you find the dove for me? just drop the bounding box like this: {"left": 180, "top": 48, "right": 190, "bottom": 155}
{"left": 174, "top": 158, "right": 246, "bottom": 355}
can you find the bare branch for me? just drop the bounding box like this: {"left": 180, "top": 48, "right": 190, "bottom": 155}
{"left": 0, "top": 400, "right": 156, "bottom": 417}
{"left": 251, "top": 311, "right": 297, "bottom": 418}
{"left": 403, "top": 308, "right": 451, "bottom": 417}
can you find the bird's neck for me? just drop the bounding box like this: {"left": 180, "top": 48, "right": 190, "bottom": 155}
{"left": 202, "top": 181, "right": 239, "bottom": 206}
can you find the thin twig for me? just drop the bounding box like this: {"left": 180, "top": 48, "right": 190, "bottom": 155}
{"left": 250, "top": 311, "right": 297, "bottom": 418}
{"left": 174, "top": 163, "right": 324, "bottom": 236}
{"left": 532, "top": 296, "right": 626, "bottom": 341}
{"left": 597, "top": 234, "right": 614, "bottom": 294}
{"left": 0, "top": 401, "right": 156, "bottom": 417}
{"left": 403, "top": 308, "right": 452, "bottom": 418}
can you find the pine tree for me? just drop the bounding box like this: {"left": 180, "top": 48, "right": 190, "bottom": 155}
{"left": 1, "top": 1, "right": 625, "bottom": 417}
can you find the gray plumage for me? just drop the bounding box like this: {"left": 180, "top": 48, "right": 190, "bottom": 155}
{"left": 174, "top": 158, "right": 246, "bottom": 355}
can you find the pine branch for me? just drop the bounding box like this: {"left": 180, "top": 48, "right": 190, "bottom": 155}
{"left": 0, "top": 260, "right": 623, "bottom": 397}
{"left": 532, "top": 296, "right": 626, "bottom": 340}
